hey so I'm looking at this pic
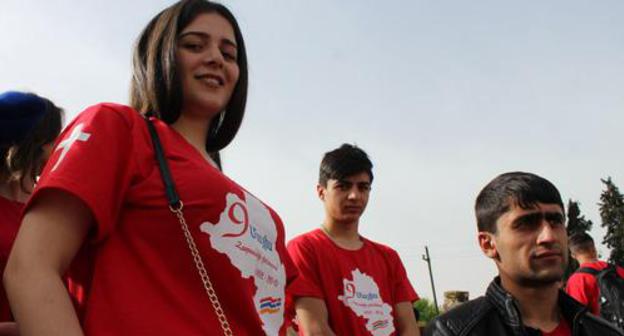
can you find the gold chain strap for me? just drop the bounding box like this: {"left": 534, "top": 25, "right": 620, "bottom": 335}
{"left": 169, "top": 202, "right": 234, "bottom": 336}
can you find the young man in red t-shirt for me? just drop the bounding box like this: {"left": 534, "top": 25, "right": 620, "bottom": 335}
{"left": 566, "top": 232, "right": 624, "bottom": 316}
{"left": 287, "top": 144, "right": 420, "bottom": 336}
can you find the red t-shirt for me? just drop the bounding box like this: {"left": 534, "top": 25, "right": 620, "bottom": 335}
{"left": 565, "top": 260, "right": 624, "bottom": 315}
{"left": 29, "top": 103, "right": 298, "bottom": 335}
{"left": 542, "top": 318, "right": 571, "bottom": 336}
{"left": 0, "top": 196, "right": 23, "bottom": 321}
{"left": 287, "top": 228, "right": 419, "bottom": 336}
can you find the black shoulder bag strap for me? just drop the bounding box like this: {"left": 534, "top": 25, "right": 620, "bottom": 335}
{"left": 577, "top": 267, "right": 601, "bottom": 276}
{"left": 143, "top": 113, "right": 234, "bottom": 336}
{"left": 144, "top": 112, "right": 180, "bottom": 208}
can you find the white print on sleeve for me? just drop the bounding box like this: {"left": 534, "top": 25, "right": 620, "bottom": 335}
{"left": 338, "top": 268, "right": 395, "bottom": 336}
{"left": 51, "top": 123, "right": 91, "bottom": 171}
{"left": 200, "top": 192, "right": 286, "bottom": 335}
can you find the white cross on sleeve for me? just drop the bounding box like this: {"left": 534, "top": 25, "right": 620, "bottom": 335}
{"left": 51, "top": 123, "right": 92, "bottom": 172}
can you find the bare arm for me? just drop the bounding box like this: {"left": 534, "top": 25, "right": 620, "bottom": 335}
{"left": 3, "top": 190, "right": 92, "bottom": 336}
{"left": 395, "top": 301, "right": 420, "bottom": 336}
{"left": 295, "top": 297, "right": 336, "bottom": 336}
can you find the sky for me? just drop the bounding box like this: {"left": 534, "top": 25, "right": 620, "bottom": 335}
{"left": 2, "top": 0, "right": 623, "bottom": 305}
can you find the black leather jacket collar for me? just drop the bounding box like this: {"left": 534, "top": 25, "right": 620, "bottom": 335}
{"left": 424, "top": 277, "right": 624, "bottom": 336}
{"left": 485, "top": 277, "right": 588, "bottom": 335}
{"left": 485, "top": 278, "right": 525, "bottom": 333}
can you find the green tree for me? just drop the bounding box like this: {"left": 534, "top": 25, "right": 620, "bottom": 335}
{"left": 413, "top": 298, "right": 440, "bottom": 324}
{"left": 563, "top": 199, "right": 594, "bottom": 281}
{"left": 567, "top": 199, "right": 593, "bottom": 236}
{"left": 599, "top": 177, "right": 624, "bottom": 266}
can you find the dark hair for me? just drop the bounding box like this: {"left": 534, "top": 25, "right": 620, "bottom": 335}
{"left": 475, "top": 172, "right": 564, "bottom": 233}
{"left": 1, "top": 96, "right": 63, "bottom": 193}
{"left": 569, "top": 232, "right": 595, "bottom": 254}
{"left": 129, "top": 0, "right": 248, "bottom": 152}
{"left": 319, "top": 144, "right": 373, "bottom": 186}
{"left": 209, "top": 151, "right": 222, "bottom": 171}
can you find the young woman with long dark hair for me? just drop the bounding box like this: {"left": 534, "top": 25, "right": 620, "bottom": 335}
{"left": 4, "top": 1, "right": 298, "bottom": 335}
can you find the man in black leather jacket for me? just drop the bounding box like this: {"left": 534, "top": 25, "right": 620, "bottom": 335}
{"left": 425, "top": 172, "right": 623, "bottom": 336}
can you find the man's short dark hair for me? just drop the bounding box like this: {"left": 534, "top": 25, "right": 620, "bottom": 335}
{"left": 319, "top": 144, "right": 373, "bottom": 186}
{"left": 569, "top": 232, "right": 595, "bottom": 255}
{"left": 475, "top": 172, "right": 564, "bottom": 233}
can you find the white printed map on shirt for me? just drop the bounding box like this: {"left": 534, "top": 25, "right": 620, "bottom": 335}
{"left": 200, "top": 192, "right": 286, "bottom": 335}
{"left": 338, "top": 268, "right": 395, "bottom": 336}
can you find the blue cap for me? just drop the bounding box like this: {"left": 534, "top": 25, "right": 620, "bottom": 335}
{"left": 0, "top": 91, "right": 48, "bottom": 144}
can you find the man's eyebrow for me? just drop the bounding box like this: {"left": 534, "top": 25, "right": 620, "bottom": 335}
{"left": 512, "top": 212, "right": 542, "bottom": 225}
{"left": 545, "top": 212, "right": 564, "bottom": 221}
{"left": 178, "top": 31, "right": 237, "bottom": 48}
{"left": 513, "top": 211, "right": 564, "bottom": 225}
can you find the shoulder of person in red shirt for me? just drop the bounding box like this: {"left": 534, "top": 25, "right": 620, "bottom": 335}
{"left": 578, "top": 260, "right": 624, "bottom": 277}
{"left": 286, "top": 229, "right": 328, "bottom": 299}
{"left": 361, "top": 236, "right": 420, "bottom": 303}
{"left": 362, "top": 236, "right": 401, "bottom": 259}
{"left": 565, "top": 260, "right": 624, "bottom": 316}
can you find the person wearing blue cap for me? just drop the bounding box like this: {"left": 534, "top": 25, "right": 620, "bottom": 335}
{"left": 0, "top": 91, "right": 63, "bottom": 335}
{"left": 0, "top": 91, "right": 53, "bottom": 144}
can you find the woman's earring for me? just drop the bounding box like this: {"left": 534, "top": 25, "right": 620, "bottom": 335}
{"left": 210, "top": 111, "right": 226, "bottom": 138}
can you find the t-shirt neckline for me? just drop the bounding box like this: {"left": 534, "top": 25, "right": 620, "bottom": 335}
{"left": 540, "top": 317, "right": 571, "bottom": 336}
{"left": 156, "top": 117, "right": 220, "bottom": 170}
{"left": 317, "top": 227, "right": 367, "bottom": 253}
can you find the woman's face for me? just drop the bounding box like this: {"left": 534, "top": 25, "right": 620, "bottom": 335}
{"left": 176, "top": 12, "right": 240, "bottom": 120}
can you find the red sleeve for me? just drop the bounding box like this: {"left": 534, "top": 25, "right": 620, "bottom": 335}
{"left": 286, "top": 236, "right": 324, "bottom": 299}
{"left": 278, "top": 229, "right": 299, "bottom": 292}
{"left": 565, "top": 273, "right": 598, "bottom": 315}
{"left": 27, "top": 104, "right": 138, "bottom": 241}
{"left": 389, "top": 249, "right": 419, "bottom": 304}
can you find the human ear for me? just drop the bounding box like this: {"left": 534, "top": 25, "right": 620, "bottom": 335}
{"left": 317, "top": 184, "right": 325, "bottom": 201}
{"left": 478, "top": 232, "right": 498, "bottom": 259}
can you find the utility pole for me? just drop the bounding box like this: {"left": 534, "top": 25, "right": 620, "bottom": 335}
{"left": 422, "top": 245, "right": 440, "bottom": 314}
